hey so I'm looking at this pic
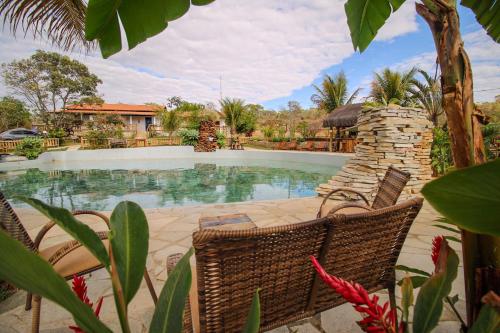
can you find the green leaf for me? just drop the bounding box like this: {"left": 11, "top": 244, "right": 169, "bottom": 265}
{"left": 0, "top": 230, "right": 112, "bottom": 333}
{"left": 397, "top": 275, "right": 428, "bottom": 288}
{"left": 422, "top": 159, "right": 500, "bottom": 237}
{"left": 149, "top": 248, "right": 194, "bottom": 333}
{"left": 192, "top": 0, "right": 215, "bottom": 5}
{"left": 461, "top": 0, "right": 500, "bottom": 43}
{"left": 165, "top": 0, "right": 190, "bottom": 22}
{"left": 85, "top": 0, "right": 121, "bottom": 40}
{"left": 444, "top": 236, "right": 462, "bottom": 243}
{"left": 432, "top": 224, "right": 461, "bottom": 234}
{"left": 468, "top": 304, "right": 500, "bottom": 333}
{"left": 85, "top": 0, "right": 216, "bottom": 57}
{"left": 396, "top": 265, "right": 431, "bottom": 277}
{"left": 344, "top": 0, "right": 406, "bottom": 52}
{"left": 110, "top": 201, "right": 149, "bottom": 304}
{"left": 17, "top": 197, "right": 110, "bottom": 269}
{"left": 242, "top": 289, "right": 261, "bottom": 333}
{"left": 413, "top": 243, "right": 459, "bottom": 333}
{"left": 401, "top": 276, "right": 414, "bottom": 323}
{"left": 98, "top": 14, "right": 123, "bottom": 59}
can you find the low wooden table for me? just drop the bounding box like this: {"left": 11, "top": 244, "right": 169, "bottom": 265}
{"left": 199, "top": 213, "right": 256, "bottom": 231}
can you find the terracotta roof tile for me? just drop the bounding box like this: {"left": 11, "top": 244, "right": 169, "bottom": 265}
{"left": 64, "top": 103, "right": 165, "bottom": 113}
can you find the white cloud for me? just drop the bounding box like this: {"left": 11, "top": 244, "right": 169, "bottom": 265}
{"left": 0, "top": 0, "right": 419, "bottom": 106}
{"left": 388, "top": 29, "right": 500, "bottom": 102}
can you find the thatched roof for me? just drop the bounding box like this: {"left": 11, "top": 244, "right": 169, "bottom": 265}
{"left": 323, "top": 103, "right": 364, "bottom": 128}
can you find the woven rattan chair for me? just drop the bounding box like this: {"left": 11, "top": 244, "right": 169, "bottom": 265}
{"left": 0, "top": 192, "right": 158, "bottom": 333}
{"left": 317, "top": 165, "right": 411, "bottom": 218}
{"left": 168, "top": 198, "right": 423, "bottom": 332}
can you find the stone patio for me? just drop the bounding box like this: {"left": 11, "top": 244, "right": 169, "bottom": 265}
{"left": 0, "top": 197, "right": 465, "bottom": 332}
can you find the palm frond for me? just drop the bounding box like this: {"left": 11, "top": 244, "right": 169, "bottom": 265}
{"left": 312, "top": 72, "right": 359, "bottom": 113}
{"left": 345, "top": 88, "right": 361, "bottom": 105}
{"left": 0, "top": 0, "right": 94, "bottom": 52}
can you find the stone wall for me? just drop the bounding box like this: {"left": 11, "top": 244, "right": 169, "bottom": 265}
{"left": 195, "top": 120, "right": 218, "bottom": 152}
{"left": 316, "top": 106, "right": 433, "bottom": 201}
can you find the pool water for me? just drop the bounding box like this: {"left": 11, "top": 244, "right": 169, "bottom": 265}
{"left": 1, "top": 160, "right": 335, "bottom": 210}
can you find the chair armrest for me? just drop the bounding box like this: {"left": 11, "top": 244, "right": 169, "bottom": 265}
{"left": 317, "top": 188, "right": 370, "bottom": 218}
{"left": 46, "top": 231, "right": 108, "bottom": 267}
{"left": 167, "top": 253, "right": 194, "bottom": 333}
{"left": 325, "top": 203, "right": 373, "bottom": 216}
{"left": 34, "top": 210, "right": 110, "bottom": 251}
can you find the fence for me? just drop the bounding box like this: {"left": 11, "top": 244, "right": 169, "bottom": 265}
{"left": 80, "top": 136, "right": 181, "bottom": 149}
{"left": 0, "top": 138, "right": 60, "bottom": 153}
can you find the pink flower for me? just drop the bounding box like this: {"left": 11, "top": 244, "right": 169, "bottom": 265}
{"left": 69, "top": 275, "right": 104, "bottom": 333}
{"left": 310, "top": 256, "right": 400, "bottom": 333}
{"left": 431, "top": 236, "right": 444, "bottom": 267}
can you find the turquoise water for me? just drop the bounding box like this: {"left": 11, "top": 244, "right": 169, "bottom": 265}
{"left": 0, "top": 160, "right": 336, "bottom": 210}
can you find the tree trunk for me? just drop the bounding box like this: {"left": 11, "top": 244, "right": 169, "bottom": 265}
{"left": 416, "top": 1, "right": 498, "bottom": 325}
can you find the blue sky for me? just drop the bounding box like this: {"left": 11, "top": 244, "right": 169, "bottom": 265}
{"left": 1, "top": 1, "right": 499, "bottom": 110}
{"left": 263, "top": 6, "right": 497, "bottom": 110}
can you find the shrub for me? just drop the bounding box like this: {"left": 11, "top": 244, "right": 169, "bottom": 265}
{"left": 216, "top": 131, "right": 226, "bottom": 148}
{"left": 84, "top": 130, "right": 109, "bottom": 149}
{"left": 482, "top": 123, "right": 499, "bottom": 160}
{"left": 430, "top": 127, "right": 453, "bottom": 176}
{"left": 179, "top": 128, "right": 199, "bottom": 146}
{"left": 262, "top": 126, "right": 275, "bottom": 142}
{"left": 48, "top": 128, "right": 67, "bottom": 139}
{"left": 15, "top": 137, "right": 44, "bottom": 159}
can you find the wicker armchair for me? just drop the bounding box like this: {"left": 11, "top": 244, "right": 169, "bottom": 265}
{"left": 168, "top": 198, "right": 423, "bottom": 332}
{"left": 317, "top": 165, "right": 411, "bottom": 218}
{"left": 0, "top": 192, "right": 158, "bottom": 333}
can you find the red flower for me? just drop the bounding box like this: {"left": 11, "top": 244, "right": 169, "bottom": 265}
{"left": 69, "top": 275, "right": 104, "bottom": 333}
{"left": 431, "top": 236, "right": 444, "bottom": 267}
{"left": 310, "top": 256, "right": 401, "bottom": 333}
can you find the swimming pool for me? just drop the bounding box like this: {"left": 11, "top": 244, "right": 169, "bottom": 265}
{"left": 0, "top": 147, "right": 349, "bottom": 210}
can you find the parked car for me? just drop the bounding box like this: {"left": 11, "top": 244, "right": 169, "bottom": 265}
{"left": 0, "top": 128, "right": 40, "bottom": 140}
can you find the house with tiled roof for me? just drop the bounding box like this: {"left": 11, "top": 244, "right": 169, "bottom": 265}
{"left": 63, "top": 103, "right": 165, "bottom": 132}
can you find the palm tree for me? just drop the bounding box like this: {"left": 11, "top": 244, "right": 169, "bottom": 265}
{"left": 311, "top": 71, "right": 360, "bottom": 113}
{"left": 220, "top": 97, "right": 246, "bottom": 138}
{"left": 369, "top": 68, "right": 417, "bottom": 106}
{"left": 0, "top": 0, "right": 92, "bottom": 51}
{"left": 410, "top": 69, "right": 443, "bottom": 127}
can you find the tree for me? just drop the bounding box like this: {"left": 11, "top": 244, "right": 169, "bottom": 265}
{"left": 311, "top": 71, "right": 360, "bottom": 113}
{"left": 343, "top": 0, "right": 499, "bottom": 324}
{"left": 0, "top": 96, "right": 31, "bottom": 132}
{"left": 285, "top": 101, "right": 303, "bottom": 139}
{"left": 220, "top": 97, "right": 246, "bottom": 137}
{"left": 410, "top": 69, "right": 443, "bottom": 127}
{"left": 369, "top": 68, "right": 416, "bottom": 106}
{"left": 1, "top": 50, "right": 102, "bottom": 129}
{"left": 159, "top": 109, "right": 182, "bottom": 137}
{"left": 0, "top": 0, "right": 92, "bottom": 52}
{"left": 237, "top": 108, "right": 257, "bottom": 136}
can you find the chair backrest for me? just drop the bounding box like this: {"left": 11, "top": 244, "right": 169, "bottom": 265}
{"left": 312, "top": 198, "right": 422, "bottom": 313}
{"left": 0, "top": 192, "right": 36, "bottom": 251}
{"left": 192, "top": 197, "right": 423, "bottom": 332}
{"left": 371, "top": 166, "right": 411, "bottom": 209}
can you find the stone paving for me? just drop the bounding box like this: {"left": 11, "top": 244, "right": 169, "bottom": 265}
{"left": 0, "top": 197, "right": 465, "bottom": 333}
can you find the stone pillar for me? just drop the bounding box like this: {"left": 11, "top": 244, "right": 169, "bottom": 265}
{"left": 316, "top": 106, "right": 433, "bottom": 201}
{"left": 195, "top": 120, "right": 218, "bottom": 152}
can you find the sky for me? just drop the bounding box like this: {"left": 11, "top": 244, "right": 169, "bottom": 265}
{"left": 0, "top": 0, "right": 499, "bottom": 111}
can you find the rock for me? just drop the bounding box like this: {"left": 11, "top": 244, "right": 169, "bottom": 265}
{"left": 195, "top": 120, "right": 218, "bottom": 152}
{"left": 317, "top": 106, "right": 433, "bottom": 201}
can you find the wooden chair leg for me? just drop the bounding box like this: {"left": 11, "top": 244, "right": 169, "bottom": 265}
{"left": 144, "top": 269, "right": 158, "bottom": 304}
{"left": 25, "top": 292, "right": 32, "bottom": 311}
{"left": 31, "top": 295, "right": 41, "bottom": 333}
